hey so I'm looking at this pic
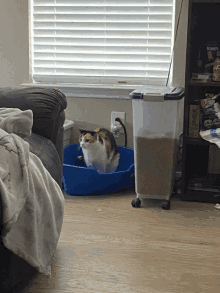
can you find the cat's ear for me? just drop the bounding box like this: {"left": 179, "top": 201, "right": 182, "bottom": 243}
{"left": 80, "top": 130, "right": 87, "bottom": 136}
{"left": 80, "top": 130, "right": 96, "bottom": 136}
{"left": 90, "top": 131, "right": 96, "bottom": 136}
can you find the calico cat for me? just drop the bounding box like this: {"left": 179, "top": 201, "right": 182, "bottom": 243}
{"left": 79, "top": 128, "right": 120, "bottom": 173}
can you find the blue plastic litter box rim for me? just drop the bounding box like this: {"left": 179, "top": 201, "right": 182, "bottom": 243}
{"left": 63, "top": 163, "right": 134, "bottom": 174}
{"left": 63, "top": 144, "right": 134, "bottom": 174}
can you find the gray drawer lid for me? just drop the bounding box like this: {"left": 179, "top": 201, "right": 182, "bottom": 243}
{"left": 130, "top": 85, "right": 184, "bottom": 101}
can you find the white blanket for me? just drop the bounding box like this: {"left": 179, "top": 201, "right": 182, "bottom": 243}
{"left": 0, "top": 107, "right": 33, "bottom": 138}
{"left": 200, "top": 128, "right": 220, "bottom": 148}
{"left": 0, "top": 108, "right": 65, "bottom": 276}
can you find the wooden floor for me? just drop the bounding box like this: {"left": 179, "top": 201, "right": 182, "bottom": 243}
{"left": 22, "top": 190, "right": 220, "bottom": 293}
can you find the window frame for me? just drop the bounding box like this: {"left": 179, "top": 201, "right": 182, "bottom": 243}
{"left": 28, "top": 0, "right": 176, "bottom": 90}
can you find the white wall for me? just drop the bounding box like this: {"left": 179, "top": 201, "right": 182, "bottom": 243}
{"left": 0, "top": 0, "right": 29, "bottom": 87}
{"left": 172, "top": 0, "right": 189, "bottom": 88}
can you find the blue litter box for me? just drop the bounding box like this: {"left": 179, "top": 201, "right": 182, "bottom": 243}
{"left": 62, "top": 143, "right": 135, "bottom": 195}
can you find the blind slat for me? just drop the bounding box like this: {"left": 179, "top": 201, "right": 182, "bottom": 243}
{"left": 30, "top": 0, "right": 174, "bottom": 85}
{"left": 34, "top": 0, "right": 173, "bottom": 6}
{"left": 33, "top": 45, "right": 172, "bottom": 54}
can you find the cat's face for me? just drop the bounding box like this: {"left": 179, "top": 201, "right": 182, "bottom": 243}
{"left": 79, "top": 131, "right": 103, "bottom": 149}
{"left": 79, "top": 133, "right": 95, "bottom": 149}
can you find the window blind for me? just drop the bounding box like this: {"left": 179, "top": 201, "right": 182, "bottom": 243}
{"left": 30, "top": 0, "right": 175, "bottom": 86}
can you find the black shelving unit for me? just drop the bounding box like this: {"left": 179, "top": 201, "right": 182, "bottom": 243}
{"left": 182, "top": 0, "right": 220, "bottom": 203}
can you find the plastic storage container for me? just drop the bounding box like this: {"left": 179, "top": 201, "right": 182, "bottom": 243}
{"left": 130, "top": 85, "right": 185, "bottom": 210}
{"left": 63, "top": 143, "right": 135, "bottom": 195}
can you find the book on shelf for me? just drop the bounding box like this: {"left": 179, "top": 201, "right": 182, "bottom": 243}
{"left": 188, "top": 104, "right": 200, "bottom": 138}
{"left": 188, "top": 92, "right": 220, "bottom": 138}
{"left": 188, "top": 177, "right": 220, "bottom": 193}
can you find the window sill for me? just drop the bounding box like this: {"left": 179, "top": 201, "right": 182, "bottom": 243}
{"left": 21, "top": 83, "right": 141, "bottom": 99}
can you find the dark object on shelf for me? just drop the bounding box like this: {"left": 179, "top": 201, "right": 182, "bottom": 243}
{"left": 213, "top": 57, "right": 220, "bottom": 81}
{"left": 208, "top": 144, "right": 220, "bottom": 175}
{"left": 201, "top": 115, "right": 220, "bottom": 130}
{"left": 191, "top": 72, "right": 212, "bottom": 82}
{"left": 197, "top": 48, "right": 203, "bottom": 72}
{"left": 203, "top": 104, "right": 215, "bottom": 115}
{"left": 204, "top": 63, "right": 213, "bottom": 74}
{"left": 200, "top": 93, "right": 215, "bottom": 108}
{"left": 201, "top": 105, "right": 218, "bottom": 130}
{"left": 191, "top": 42, "right": 220, "bottom": 82}
{"left": 205, "top": 42, "right": 220, "bottom": 73}
{"left": 200, "top": 93, "right": 220, "bottom": 130}
{"left": 204, "top": 57, "right": 220, "bottom": 82}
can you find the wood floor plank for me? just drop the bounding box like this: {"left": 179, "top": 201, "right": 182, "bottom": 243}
{"left": 22, "top": 191, "right": 220, "bottom": 293}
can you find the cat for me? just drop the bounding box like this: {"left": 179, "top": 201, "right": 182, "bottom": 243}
{"left": 79, "top": 128, "right": 120, "bottom": 173}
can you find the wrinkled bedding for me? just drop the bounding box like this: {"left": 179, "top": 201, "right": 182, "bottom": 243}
{"left": 0, "top": 108, "right": 65, "bottom": 276}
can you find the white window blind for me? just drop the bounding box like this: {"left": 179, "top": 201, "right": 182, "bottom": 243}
{"left": 30, "top": 0, "right": 175, "bottom": 86}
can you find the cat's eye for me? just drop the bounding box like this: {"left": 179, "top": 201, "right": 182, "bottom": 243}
{"left": 85, "top": 139, "right": 89, "bottom": 142}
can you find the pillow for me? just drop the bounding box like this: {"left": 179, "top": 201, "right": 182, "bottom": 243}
{"left": 0, "top": 108, "right": 33, "bottom": 138}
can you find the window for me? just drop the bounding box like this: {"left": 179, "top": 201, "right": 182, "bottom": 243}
{"left": 29, "top": 0, "right": 175, "bottom": 86}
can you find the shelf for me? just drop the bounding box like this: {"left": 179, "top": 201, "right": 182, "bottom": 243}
{"left": 188, "top": 173, "right": 220, "bottom": 185}
{"left": 189, "top": 81, "right": 220, "bottom": 87}
{"left": 182, "top": 0, "right": 220, "bottom": 204}
{"left": 187, "top": 137, "right": 210, "bottom": 145}
{"left": 183, "top": 173, "right": 220, "bottom": 203}
{"left": 188, "top": 180, "right": 220, "bottom": 191}
{"left": 182, "top": 190, "right": 220, "bottom": 203}
{"left": 188, "top": 186, "right": 220, "bottom": 192}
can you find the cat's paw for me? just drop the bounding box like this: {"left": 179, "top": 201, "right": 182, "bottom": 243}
{"left": 77, "top": 156, "right": 84, "bottom": 161}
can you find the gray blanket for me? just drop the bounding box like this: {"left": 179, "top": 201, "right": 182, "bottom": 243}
{"left": 0, "top": 108, "right": 65, "bottom": 276}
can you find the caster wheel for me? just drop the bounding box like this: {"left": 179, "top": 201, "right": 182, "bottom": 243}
{"left": 131, "top": 198, "right": 141, "bottom": 208}
{"left": 161, "top": 200, "right": 171, "bottom": 210}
